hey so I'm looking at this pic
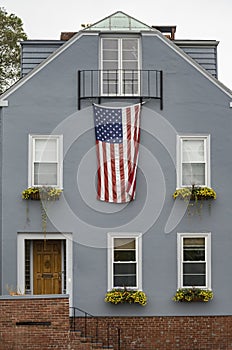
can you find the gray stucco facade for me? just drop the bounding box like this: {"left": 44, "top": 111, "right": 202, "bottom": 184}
{"left": 0, "top": 12, "right": 232, "bottom": 317}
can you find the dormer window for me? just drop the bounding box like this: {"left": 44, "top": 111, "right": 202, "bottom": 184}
{"left": 101, "top": 37, "right": 140, "bottom": 96}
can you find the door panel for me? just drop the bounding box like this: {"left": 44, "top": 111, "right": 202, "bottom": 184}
{"left": 33, "top": 240, "right": 62, "bottom": 294}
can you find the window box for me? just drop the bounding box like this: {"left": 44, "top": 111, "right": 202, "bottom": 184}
{"left": 173, "top": 185, "right": 216, "bottom": 201}
{"left": 173, "top": 288, "right": 213, "bottom": 302}
{"left": 104, "top": 288, "right": 147, "bottom": 305}
{"left": 22, "top": 187, "right": 62, "bottom": 200}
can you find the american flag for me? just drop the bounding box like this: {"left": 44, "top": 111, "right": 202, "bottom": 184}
{"left": 93, "top": 103, "right": 141, "bottom": 203}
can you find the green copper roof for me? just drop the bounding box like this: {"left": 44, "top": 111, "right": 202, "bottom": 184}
{"left": 84, "top": 11, "right": 153, "bottom": 32}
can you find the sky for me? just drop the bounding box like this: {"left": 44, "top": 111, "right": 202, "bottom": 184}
{"left": 1, "top": 0, "right": 232, "bottom": 90}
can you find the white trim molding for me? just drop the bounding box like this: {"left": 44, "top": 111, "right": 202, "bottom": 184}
{"left": 176, "top": 134, "right": 211, "bottom": 189}
{"left": 177, "top": 232, "right": 211, "bottom": 290}
{"left": 28, "top": 134, "right": 63, "bottom": 188}
{"left": 0, "top": 100, "right": 8, "bottom": 107}
{"left": 107, "top": 232, "right": 142, "bottom": 291}
{"left": 17, "top": 232, "right": 73, "bottom": 306}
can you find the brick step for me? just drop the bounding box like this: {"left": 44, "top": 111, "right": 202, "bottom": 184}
{"left": 69, "top": 331, "right": 114, "bottom": 350}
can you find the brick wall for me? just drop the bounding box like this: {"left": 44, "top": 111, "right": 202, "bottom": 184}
{"left": 0, "top": 295, "right": 71, "bottom": 349}
{"left": 0, "top": 296, "right": 232, "bottom": 350}
{"left": 74, "top": 315, "right": 232, "bottom": 350}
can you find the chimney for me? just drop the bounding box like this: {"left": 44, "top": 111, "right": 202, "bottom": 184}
{"left": 152, "top": 25, "right": 176, "bottom": 40}
{"left": 60, "top": 32, "right": 77, "bottom": 41}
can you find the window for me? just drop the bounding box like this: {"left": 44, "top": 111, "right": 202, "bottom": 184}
{"left": 28, "top": 135, "right": 63, "bottom": 187}
{"left": 101, "top": 37, "right": 140, "bottom": 96}
{"left": 177, "top": 135, "right": 210, "bottom": 188}
{"left": 107, "top": 233, "right": 142, "bottom": 290}
{"left": 177, "top": 233, "right": 211, "bottom": 289}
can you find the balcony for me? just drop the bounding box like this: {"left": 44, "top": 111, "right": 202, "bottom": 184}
{"left": 77, "top": 69, "right": 163, "bottom": 110}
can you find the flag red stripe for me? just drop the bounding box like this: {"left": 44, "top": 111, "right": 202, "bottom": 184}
{"left": 102, "top": 142, "right": 109, "bottom": 202}
{"left": 119, "top": 143, "right": 125, "bottom": 203}
{"left": 126, "top": 107, "right": 132, "bottom": 190}
{"left": 110, "top": 143, "right": 117, "bottom": 202}
{"left": 127, "top": 105, "right": 140, "bottom": 196}
{"left": 96, "top": 140, "right": 101, "bottom": 199}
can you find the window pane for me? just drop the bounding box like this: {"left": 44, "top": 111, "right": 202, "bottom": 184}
{"left": 103, "top": 50, "right": 118, "bottom": 60}
{"left": 183, "top": 238, "right": 205, "bottom": 261}
{"left": 114, "top": 275, "right": 136, "bottom": 287}
{"left": 122, "top": 71, "right": 139, "bottom": 80}
{"left": 122, "top": 51, "right": 138, "bottom": 61}
{"left": 25, "top": 240, "right": 31, "bottom": 292}
{"left": 182, "top": 140, "right": 204, "bottom": 162}
{"left": 114, "top": 263, "right": 136, "bottom": 274}
{"left": 184, "top": 249, "right": 205, "bottom": 261}
{"left": 183, "top": 275, "right": 205, "bottom": 287}
{"left": 35, "top": 139, "right": 57, "bottom": 162}
{"left": 34, "top": 163, "right": 57, "bottom": 186}
{"left": 114, "top": 250, "right": 135, "bottom": 261}
{"left": 103, "top": 71, "right": 118, "bottom": 80}
{"left": 103, "top": 62, "right": 118, "bottom": 70}
{"left": 182, "top": 163, "right": 205, "bottom": 186}
{"left": 114, "top": 238, "right": 135, "bottom": 249}
{"left": 122, "top": 39, "right": 138, "bottom": 51}
{"left": 103, "top": 39, "right": 118, "bottom": 50}
{"left": 103, "top": 83, "right": 118, "bottom": 95}
{"left": 184, "top": 238, "right": 205, "bottom": 246}
{"left": 183, "top": 263, "right": 206, "bottom": 274}
{"left": 122, "top": 62, "right": 138, "bottom": 70}
{"left": 122, "top": 83, "right": 139, "bottom": 95}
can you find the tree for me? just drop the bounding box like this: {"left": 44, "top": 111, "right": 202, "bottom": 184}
{"left": 0, "top": 7, "right": 27, "bottom": 94}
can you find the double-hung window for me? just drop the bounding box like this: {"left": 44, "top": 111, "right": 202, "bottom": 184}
{"left": 177, "top": 233, "right": 211, "bottom": 289}
{"left": 28, "top": 135, "right": 63, "bottom": 188}
{"left": 101, "top": 37, "right": 140, "bottom": 96}
{"left": 177, "top": 135, "right": 210, "bottom": 188}
{"left": 107, "top": 233, "right": 142, "bottom": 290}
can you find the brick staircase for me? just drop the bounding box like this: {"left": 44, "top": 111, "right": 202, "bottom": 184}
{"left": 69, "top": 329, "right": 114, "bottom": 350}
{"left": 69, "top": 307, "right": 119, "bottom": 350}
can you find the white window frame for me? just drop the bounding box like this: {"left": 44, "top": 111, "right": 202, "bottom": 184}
{"left": 176, "top": 135, "right": 210, "bottom": 188}
{"left": 100, "top": 37, "right": 141, "bottom": 96}
{"left": 177, "top": 232, "right": 211, "bottom": 289}
{"left": 28, "top": 134, "right": 63, "bottom": 188}
{"left": 107, "top": 232, "right": 142, "bottom": 291}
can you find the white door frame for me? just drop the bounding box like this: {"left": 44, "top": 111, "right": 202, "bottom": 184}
{"left": 17, "top": 232, "right": 73, "bottom": 306}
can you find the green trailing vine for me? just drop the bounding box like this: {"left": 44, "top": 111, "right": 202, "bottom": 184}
{"left": 173, "top": 185, "right": 216, "bottom": 215}
{"left": 173, "top": 186, "right": 216, "bottom": 201}
{"left": 22, "top": 187, "right": 62, "bottom": 243}
{"left": 22, "top": 187, "right": 62, "bottom": 200}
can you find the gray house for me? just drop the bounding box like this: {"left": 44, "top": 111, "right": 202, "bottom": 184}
{"left": 0, "top": 11, "right": 232, "bottom": 343}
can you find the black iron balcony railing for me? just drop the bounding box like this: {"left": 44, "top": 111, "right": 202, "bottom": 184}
{"left": 77, "top": 69, "right": 163, "bottom": 110}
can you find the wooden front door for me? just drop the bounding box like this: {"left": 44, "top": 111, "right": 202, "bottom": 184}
{"left": 33, "top": 240, "right": 62, "bottom": 295}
